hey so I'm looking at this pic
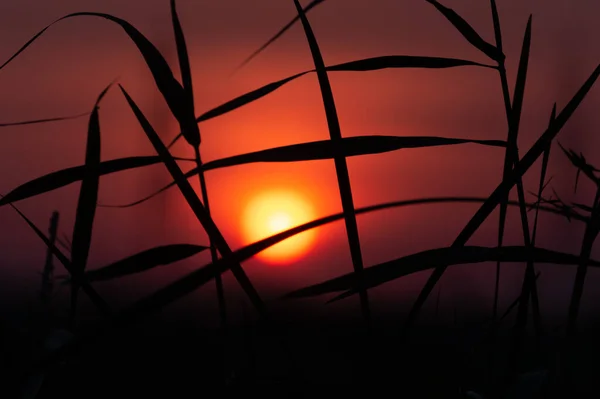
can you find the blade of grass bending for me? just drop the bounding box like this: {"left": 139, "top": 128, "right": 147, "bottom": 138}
{"left": 194, "top": 146, "right": 227, "bottom": 330}
{"left": 119, "top": 85, "right": 266, "bottom": 317}
{"left": 0, "top": 12, "right": 198, "bottom": 146}
{"left": 566, "top": 183, "right": 600, "bottom": 338}
{"left": 170, "top": 0, "right": 193, "bottom": 101}
{"left": 0, "top": 156, "right": 194, "bottom": 207}
{"left": 167, "top": 71, "right": 312, "bottom": 148}
{"left": 560, "top": 186, "right": 600, "bottom": 395}
{"left": 199, "top": 135, "right": 505, "bottom": 169}
{"left": 531, "top": 107, "right": 555, "bottom": 247}
{"left": 491, "top": 2, "right": 514, "bottom": 322}
{"left": 292, "top": 0, "right": 370, "bottom": 324}
{"left": 40, "top": 212, "right": 59, "bottom": 305}
{"left": 0, "top": 111, "right": 89, "bottom": 127}
{"left": 170, "top": 0, "right": 227, "bottom": 331}
{"left": 488, "top": 17, "right": 545, "bottom": 387}
{"left": 425, "top": 0, "right": 504, "bottom": 62}
{"left": 69, "top": 82, "right": 112, "bottom": 328}
{"left": 232, "top": 0, "right": 329, "bottom": 73}
{"left": 170, "top": 55, "right": 494, "bottom": 148}
{"left": 113, "top": 195, "right": 584, "bottom": 323}
{"left": 1, "top": 194, "right": 111, "bottom": 317}
{"left": 403, "top": 62, "right": 600, "bottom": 337}
{"left": 125, "top": 134, "right": 506, "bottom": 209}
{"left": 282, "top": 246, "right": 600, "bottom": 299}
{"left": 488, "top": 1, "right": 508, "bottom": 384}
{"left": 60, "top": 244, "right": 207, "bottom": 283}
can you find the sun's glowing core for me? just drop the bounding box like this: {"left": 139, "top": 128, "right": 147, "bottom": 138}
{"left": 242, "top": 190, "right": 316, "bottom": 264}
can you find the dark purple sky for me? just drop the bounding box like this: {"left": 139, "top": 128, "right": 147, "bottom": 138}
{"left": 1, "top": 0, "right": 599, "bottom": 325}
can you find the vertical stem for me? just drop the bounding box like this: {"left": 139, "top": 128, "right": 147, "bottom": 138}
{"left": 41, "top": 211, "right": 59, "bottom": 306}
{"left": 193, "top": 147, "right": 227, "bottom": 330}
{"left": 193, "top": 146, "right": 229, "bottom": 382}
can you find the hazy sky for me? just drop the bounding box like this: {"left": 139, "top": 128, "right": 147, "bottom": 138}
{"left": 1, "top": 0, "right": 599, "bottom": 325}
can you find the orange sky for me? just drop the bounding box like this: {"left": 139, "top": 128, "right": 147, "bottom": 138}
{"left": 1, "top": 0, "right": 600, "bottom": 325}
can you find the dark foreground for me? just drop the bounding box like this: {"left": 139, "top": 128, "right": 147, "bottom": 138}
{"left": 2, "top": 306, "right": 600, "bottom": 398}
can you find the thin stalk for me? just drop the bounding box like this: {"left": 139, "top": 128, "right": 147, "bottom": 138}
{"left": 566, "top": 188, "right": 600, "bottom": 337}
{"left": 193, "top": 147, "right": 227, "bottom": 330}
{"left": 193, "top": 146, "right": 229, "bottom": 381}
{"left": 489, "top": 13, "right": 544, "bottom": 390}
{"left": 40, "top": 211, "right": 59, "bottom": 306}
{"left": 292, "top": 0, "right": 371, "bottom": 326}
{"left": 490, "top": 0, "right": 511, "bottom": 323}
{"left": 561, "top": 186, "right": 600, "bottom": 394}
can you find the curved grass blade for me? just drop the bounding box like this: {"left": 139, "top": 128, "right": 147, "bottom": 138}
{"left": 0, "top": 156, "right": 194, "bottom": 207}
{"left": 167, "top": 70, "right": 313, "bottom": 148}
{"left": 325, "top": 55, "right": 496, "bottom": 71}
{"left": 170, "top": 0, "right": 193, "bottom": 100}
{"left": 126, "top": 135, "right": 506, "bottom": 208}
{"left": 69, "top": 82, "right": 112, "bottom": 326}
{"left": 425, "top": 0, "right": 503, "bottom": 62}
{"left": 102, "top": 197, "right": 590, "bottom": 325}
{"left": 170, "top": 55, "right": 493, "bottom": 148}
{"left": 282, "top": 246, "right": 600, "bottom": 300}
{"left": 566, "top": 189, "right": 600, "bottom": 337}
{"left": 0, "top": 12, "right": 198, "bottom": 146}
{"left": 119, "top": 84, "right": 266, "bottom": 317}
{"left": 495, "top": 17, "right": 544, "bottom": 382}
{"left": 168, "top": 0, "right": 200, "bottom": 147}
{"left": 200, "top": 135, "right": 506, "bottom": 170}
{"left": 232, "top": 0, "right": 329, "bottom": 73}
{"left": 0, "top": 194, "right": 111, "bottom": 317}
{"left": 197, "top": 71, "right": 310, "bottom": 122}
{"left": 292, "top": 0, "right": 370, "bottom": 323}
{"left": 93, "top": 196, "right": 588, "bottom": 331}
{"left": 404, "top": 62, "right": 600, "bottom": 334}
{"left": 0, "top": 111, "right": 89, "bottom": 127}
{"left": 61, "top": 244, "right": 207, "bottom": 284}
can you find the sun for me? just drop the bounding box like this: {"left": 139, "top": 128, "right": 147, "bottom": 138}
{"left": 242, "top": 189, "right": 317, "bottom": 264}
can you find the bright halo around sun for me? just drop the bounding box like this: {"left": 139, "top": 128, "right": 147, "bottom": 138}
{"left": 242, "top": 190, "right": 317, "bottom": 264}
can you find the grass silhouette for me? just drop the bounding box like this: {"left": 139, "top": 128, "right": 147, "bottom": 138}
{"left": 1, "top": 0, "right": 600, "bottom": 397}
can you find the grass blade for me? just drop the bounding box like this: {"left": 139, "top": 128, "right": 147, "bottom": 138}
{"left": 0, "top": 112, "right": 89, "bottom": 127}
{"left": 425, "top": 0, "right": 503, "bottom": 62}
{"left": 167, "top": 71, "right": 312, "bottom": 148}
{"left": 170, "top": 0, "right": 193, "bottom": 99}
{"left": 491, "top": 17, "right": 546, "bottom": 387}
{"left": 403, "top": 62, "right": 600, "bottom": 334}
{"left": 96, "top": 194, "right": 587, "bottom": 327}
{"left": 118, "top": 84, "right": 266, "bottom": 317}
{"left": 40, "top": 211, "right": 59, "bottom": 305}
{"left": 169, "top": 0, "right": 228, "bottom": 335}
{"left": 68, "top": 82, "right": 112, "bottom": 327}
{"left": 199, "top": 135, "right": 506, "bottom": 169}
{"left": 0, "top": 12, "right": 197, "bottom": 146}
{"left": 325, "top": 55, "right": 495, "bottom": 71}
{"left": 169, "top": 55, "right": 494, "bottom": 148}
{"left": 566, "top": 191, "right": 600, "bottom": 337}
{"left": 168, "top": 0, "right": 200, "bottom": 148}
{"left": 232, "top": 0, "right": 329, "bottom": 73}
{"left": 292, "top": 0, "right": 370, "bottom": 324}
{"left": 0, "top": 156, "right": 194, "bottom": 207}
{"left": 60, "top": 244, "right": 207, "bottom": 284}
{"left": 283, "top": 246, "right": 600, "bottom": 300}
{"left": 0, "top": 194, "right": 111, "bottom": 317}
